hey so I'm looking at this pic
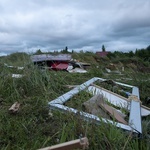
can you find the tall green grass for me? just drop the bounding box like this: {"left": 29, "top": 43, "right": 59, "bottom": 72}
{"left": 0, "top": 53, "right": 150, "bottom": 149}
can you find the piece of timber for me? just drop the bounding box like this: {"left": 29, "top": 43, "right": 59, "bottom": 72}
{"left": 83, "top": 94, "right": 111, "bottom": 120}
{"left": 83, "top": 94, "right": 127, "bottom": 124}
{"left": 98, "top": 99, "right": 128, "bottom": 125}
{"left": 129, "top": 87, "right": 142, "bottom": 134}
{"left": 38, "top": 137, "right": 89, "bottom": 150}
{"left": 88, "top": 85, "right": 150, "bottom": 116}
{"left": 64, "top": 85, "right": 78, "bottom": 89}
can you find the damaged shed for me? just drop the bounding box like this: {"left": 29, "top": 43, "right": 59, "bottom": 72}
{"left": 31, "top": 54, "right": 72, "bottom": 71}
{"left": 31, "top": 54, "right": 90, "bottom": 73}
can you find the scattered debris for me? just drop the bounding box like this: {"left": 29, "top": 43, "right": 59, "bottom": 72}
{"left": 38, "top": 137, "right": 89, "bottom": 150}
{"left": 107, "top": 63, "right": 118, "bottom": 70}
{"left": 68, "top": 68, "right": 87, "bottom": 73}
{"left": 105, "top": 68, "right": 122, "bottom": 74}
{"left": 4, "top": 63, "right": 15, "bottom": 68}
{"left": 48, "top": 111, "right": 53, "bottom": 117}
{"left": 64, "top": 85, "right": 78, "bottom": 89}
{"left": 119, "top": 90, "right": 131, "bottom": 96}
{"left": 12, "top": 74, "right": 23, "bottom": 78}
{"left": 9, "top": 102, "right": 20, "bottom": 113}
{"left": 49, "top": 77, "right": 150, "bottom": 134}
{"left": 71, "top": 62, "right": 91, "bottom": 70}
{"left": 17, "top": 67, "right": 24, "bottom": 70}
{"left": 105, "top": 68, "right": 111, "bottom": 73}
{"left": 4, "top": 63, "right": 24, "bottom": 70}
{"left": 105, "top": 63, "right": 125, "bottom": 75}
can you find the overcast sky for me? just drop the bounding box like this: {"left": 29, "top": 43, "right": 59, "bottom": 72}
{"left": 0, "top": 0, "right": 150, "bottom": 56}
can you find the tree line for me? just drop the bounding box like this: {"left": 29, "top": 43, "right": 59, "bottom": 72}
{"left": 107, "top": 45, "right": 150, "bottom": 61}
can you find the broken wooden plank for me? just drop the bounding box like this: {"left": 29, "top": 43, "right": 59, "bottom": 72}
{"left": 83, "top": 94, "right": 127, "bottom": 124}
{"left": 98, "top": 101, "right": 128, "bottom": 125}
{"left": 38, "top": 137, "right": 89, "bottom": 150}
{"left": 83, "top": 94, "right": 111, "bottom": 119}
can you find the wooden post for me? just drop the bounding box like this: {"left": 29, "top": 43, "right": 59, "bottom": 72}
{"left": 38, "top": 137, "right": 89, "bottom": 150}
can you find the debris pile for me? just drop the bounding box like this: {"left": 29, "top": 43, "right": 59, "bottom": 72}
{"left": 31, "top": 54, "right": 90, "bottom": 73}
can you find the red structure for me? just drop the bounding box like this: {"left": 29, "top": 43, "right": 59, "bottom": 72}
{"left": 96, "top": 51, "right": 109, "bottom": 57}
{"left": 51, "top": 62, "right": 69, "bottom": 70}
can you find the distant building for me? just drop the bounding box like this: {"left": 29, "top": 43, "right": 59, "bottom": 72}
{"left": 96, "top": 51, "right": 109, "bottom": 57}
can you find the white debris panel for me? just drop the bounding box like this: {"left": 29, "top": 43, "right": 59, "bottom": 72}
{"left": 12, "top": 74, "right": 23, "bottom": 78}
{"left": 129, "top": 87, "right": 142, "bottom": 134}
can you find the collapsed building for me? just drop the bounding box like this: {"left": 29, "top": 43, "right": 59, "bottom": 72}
{"left": 31, "top": 54, "right": 90, "bottom": 73}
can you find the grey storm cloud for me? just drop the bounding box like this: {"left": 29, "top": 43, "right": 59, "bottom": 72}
{"left": 0, "top": 0, "right": 150, "bottom": 56}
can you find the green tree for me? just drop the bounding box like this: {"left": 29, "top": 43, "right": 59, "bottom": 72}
{"left": 102, "top": 45, "right": 106, "bottom": 52}
{"left": 61, "top": 46, "right": 69, "bottom": 53}
{"left": 128, "top": 51, "right": 134, "bottom": 57}
{"left": 146, "top": 45, "right": 150, "bottom": 51}
{"left": 65, "top": 46, "right": 68, "bottom": 52}
{"left": 35, "top": 49, "right": 42, "bottom": 55}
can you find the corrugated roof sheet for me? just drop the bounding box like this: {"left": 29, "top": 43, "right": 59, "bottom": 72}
{"left": 51, "top": 62, "right": 69, "bottom": 70}
{"left": 31, "top": 54, "right": 72, "bottom": 62}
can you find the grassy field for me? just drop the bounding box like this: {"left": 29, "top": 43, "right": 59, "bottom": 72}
{"left": 0, "top": 52, "right": 150, "bottom": 150}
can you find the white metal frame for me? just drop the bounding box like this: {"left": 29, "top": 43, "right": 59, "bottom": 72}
{"left": 49, "top": 77, "right": 148, "bottom": 134}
